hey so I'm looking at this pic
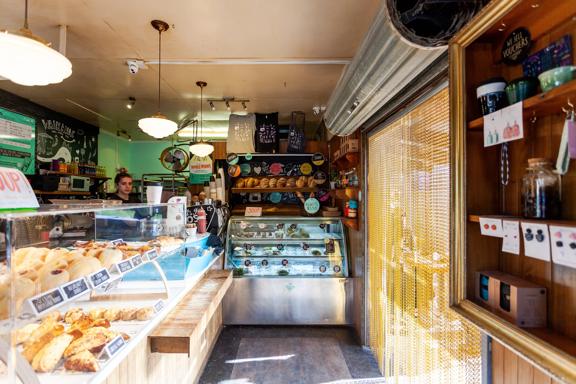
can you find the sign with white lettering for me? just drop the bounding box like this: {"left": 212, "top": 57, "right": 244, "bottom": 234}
{"left": 502, "top": 27, "right": 532, "bottom": 65}
{"left": 130, "top": 254, "right": 143, "bottom": 267}
{"left": 0, "top": 167, "right": 39, "bottom": 208}
{"left": 99, "top": 335, "right": 126, "bottom": 360}
{"left": 61, "top": 278, "right": 90, "bottom": 300}
{"left": 144, "top": 249, "right": 159, "bottom": 261}
{"left": 88, "top": 268, "right": 111, "bottom": 288}
{"left": 28, "top": 288, "right": 65, "bottom": 314}
{"left": 111, "top": 239, "right": 125, "bottom": 246}
{"left": 0, "top": 108, "right": 35, "bottom": 174}
{"left": 114, "top": 260, "right": 133, "bottom": 274}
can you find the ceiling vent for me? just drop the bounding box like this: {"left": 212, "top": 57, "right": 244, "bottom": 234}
{"left": 324, "top": 5, "right": 445, "bottom": 136}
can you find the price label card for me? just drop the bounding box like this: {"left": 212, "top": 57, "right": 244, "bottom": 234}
{"left": 111, "top": 239, "right": 125, "bottom": 246}
{"left": 245, "top": 207, "right": 262, "bottom": 217}
{"left": 479, "top": 217, "right": 504, "bottom": 237}
{"left": 153, "top": 300, "right": 165, "bottom": 313}
{"left": 61, "top": 278, "right": 90, "bottom": 300}
{"left": 502, "top": 220, "right": 521, "bottom": 255}
{"left": 89, "top": 268, "right": 111, "bottom": 289}
{"left": 28, "top": 288, "right": 65, "bottom": 315}
{"left": 103, "top": 276, "right": 122, "bottom": 293}
{"left": 99, "top": 335, "right": 126, "bottom": 360}
{"left": 114, "top": 260, "right": 133, "bottom": 274}
{"left": 130, "top": 255, "right": 144, "bottom": 267}
{"left": 145, "top": 249, "right": 159, "bottom": 261}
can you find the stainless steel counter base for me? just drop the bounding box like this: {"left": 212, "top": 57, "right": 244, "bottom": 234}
{"left": 223, "top": 277, "right": 353, "bottom": 325}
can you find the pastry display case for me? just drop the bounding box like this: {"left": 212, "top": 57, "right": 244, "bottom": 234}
{"left": 223, "top": 216, "right": 352, "bottom": 325}
{"left": 0, "top": 203, "right": 218, "bottom": 384}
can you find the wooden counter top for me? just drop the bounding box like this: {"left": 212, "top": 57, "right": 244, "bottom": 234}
{"left": 149, "top": 269, "right": 233, "bottom": 355}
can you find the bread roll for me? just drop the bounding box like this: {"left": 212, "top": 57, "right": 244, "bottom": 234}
{"left": 260, "top": 178, "right": 269, "bottom": 188}
{"left": 277, "top": 177, "right": 287, "bottom": 188}
{"left": 15, "top": 278, "right": 36, "bottom": 302}
{"left": 103, "top": 308, "right": 121, "bottom": 322}
{"left": 38, "top": 258, "right": 68, "bottom": 279}
{"left": 246, "top": 178, "right": 256, "bottom": 188}
{"left": 287, "top": 178, "right": 296, "bottom": 188}
{"left": 296, "top": 177, "right": 306, "bottom": 188}
{"left": 67, "top": 257, "right": 102, "bottom": 281}
{"left": 120, "top": 308, "right": 137, "bottom": 321}
{"left": 269, "top": 178, "right": 277, "bottom": 188}
{"left": 32, "top": 333, "right": 74, "bottom": 372}
{"left": 64, "top": 308, "right": 85, "bottom": 324}
{"left": 136, "top": 307, "right": 154, "bottom": 321}
{"left": 234, "top": 178, "right": 246, "bottom": 188}
{"left": 84, "top": 248, "right": 104, "bottom": 259}
{"left": 98, "top": 249, "right": 123, "bottom": 269}
{"left": 88, "top": 308, "right": 106, "bottom": 321}
{"left": 40, "top": 269, "right": 70, "bottom": 292}
{"left": 45, "top": 248, "right": 70, "bottom": 264}
{"left": 23, "top": 323, "right": 65, "bottom": 362}
{"left": 308, "top": 177, "right": 316, "bottom": 188}
{"left": 17, "top": 268, "right": 39, "bottom": 282}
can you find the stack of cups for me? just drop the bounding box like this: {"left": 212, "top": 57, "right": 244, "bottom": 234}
{"left": 146, "top": 181, "right": 163, "bottom": 204}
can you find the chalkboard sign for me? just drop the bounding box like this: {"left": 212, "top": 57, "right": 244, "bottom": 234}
{"left": 502, "top": 28, "right": 532, "bottom": 65}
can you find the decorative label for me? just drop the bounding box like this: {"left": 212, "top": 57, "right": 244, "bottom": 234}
{"left": 502, "top": 220, "right": 521, "bottom": 255}
{"left": 304, "top": 198, "right": 320, "bottom": 214}
{"left": 479, "top": 217, "right": 504, "bottom": 237}
{"left": 550, "top": 225, "right": 576, "bottom": 269}
{"left": 244, "top": 259, "right": 252, "bottom": 267}
{"left": 29, "top": 288, "right": 65, "bottom": 314}
{"left": 521, "top": 222, "right": 551, "bottom": 261}
{"left": 282, "top": 259, "right": 289, "bottom": 266}
{"left": 88, "top": 268, "right": 111, "bottom": 289}
{"left": 61, "top": 278, "right": 90, "bottom": 300}
{"left": 269, "top": 192, "right": 282, "bottom": 204}
{"left": 130, "top": 255, "right": 144, "bottom": 267}
{"left": 228, "top": 164, "right": 241, "bottom": 178}
{"left": 300, "top": 163, "right": 313, "bottom": 175}
{"left": 100, "top": 335, "right": 126, "bottom": 360}
{"left": 311, "top": 152, "right": 325, "bottom": 166}
{"left": 276, "top": 244, "right": 284, "bottom": 251}
{"left": 325, "top": 239, "right": 336, "bottom": 254}
{"left": 270, "top": 163, "right": 283, "bottom": 175}
{"left": 261, "top": 260, "right": 269, "bottom": 266}
{"left": 319, "top": 265, "right": 327, "bottom": 273}
{"left": 501, "top": 27, "right": 532, "bottom": 65}
{"left": 313, "top": 171, "right": 327, "bottom": 185}
{"left": 153, "top": 300, "right": 165, "bottom": 313}
{"left": 240, "top": 163, "right": 251, "bottom": 176}
{"left": 244, "top": 153, "right": 253, "bottom": 161}
{"left": 484, "top": 102, "right": 524, "bottom": 147}
{"left": 333, "top": 265, "right": 341, "bottom": 273}
{"left": 145, "top": 249, "right": 159, "bottom": 261}
{"left": 226, "top": 153, "right": 239, "bottom": 165}
{"left": 245, "top": 206, "right": 262, "bottom": 217}
{"left": 115, "top": 260, "right": 133, "bottom": 273}
{"left": 0, "top": 167, "right": 39, "bottom": 209}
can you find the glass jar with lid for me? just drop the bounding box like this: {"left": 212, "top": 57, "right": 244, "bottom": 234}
{"left": 521, "top": 158, "right": 561, "bottom": 219}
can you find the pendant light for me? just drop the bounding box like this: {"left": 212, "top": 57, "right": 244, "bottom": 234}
{"left": 189, "top": 81, "right": 215, "bottom": 157}
{"left": 0, "top": 0, "right": 72, "bottom": 86}
{"left": 138, "top": 20, "right": 177, "bottom": 139}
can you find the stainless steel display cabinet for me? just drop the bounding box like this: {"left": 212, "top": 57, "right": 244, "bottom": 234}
{"left": 223, "top": 216, "right": 352, "bottom": 325}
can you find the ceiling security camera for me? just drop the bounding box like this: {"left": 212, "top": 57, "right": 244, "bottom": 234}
{"left": 127, "top": 60, "right": 139, "bottom": 74}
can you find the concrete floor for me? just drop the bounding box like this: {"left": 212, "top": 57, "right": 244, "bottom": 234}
{"left": 199, "top": 326, "right": 384, "bottom": 384}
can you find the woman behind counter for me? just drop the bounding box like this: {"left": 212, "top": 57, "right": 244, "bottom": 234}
{"left": 108, "top": 172, "right": 142, "bottom": 203}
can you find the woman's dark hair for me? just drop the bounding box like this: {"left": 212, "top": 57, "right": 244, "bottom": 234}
{"left": 114, "top": 172, "right": 133, "bottom": 186}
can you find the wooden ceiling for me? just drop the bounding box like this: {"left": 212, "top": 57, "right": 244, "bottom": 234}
{"left": 0, "top": 0, "right": 380, "bottom": 140}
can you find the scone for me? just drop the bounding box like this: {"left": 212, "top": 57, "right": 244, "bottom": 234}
{"left": 64, "top": 308, "right": 85, "bottom": 324}
{"left": 64, "top": 350, "right": 100, "bottom": 372}
{"left": 64, "top": 331, "right": 110, "bottom": 358}
{"left": 23, "top": 324, "right": 65, "bottom": 363}
{"left": 136, "top": 307, "right": 154, "bottom": 321}
{"left": 32, "top": 333, "right": 74, "bottom": 372}
{"left": 103, "top": 308, "right": 121, "bottom": 322}
{"left": 120, "top": 308, "right": 137, "bottom": 321}
{"left": 88, "top": 308, "right": 106, "bottom": 321}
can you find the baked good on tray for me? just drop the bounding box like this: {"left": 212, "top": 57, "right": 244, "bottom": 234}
{"left": 32, "top": 333, "right": 75, "bottom": 372}
{"left": 64, "top": 350, "right": 100, "bottom": 372}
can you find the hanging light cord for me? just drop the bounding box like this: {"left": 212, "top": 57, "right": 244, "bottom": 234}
{"left": 157, "top": 27, "right": 162, "bottom": 112}
{"left": 200, "top": 84, "right": 203, "bottom": 141}
{"left": 23, "top": 0, "right": 29, "bottom": 29}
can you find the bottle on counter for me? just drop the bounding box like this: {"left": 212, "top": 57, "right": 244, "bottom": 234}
{"left": 203, "top": 181, "right": 210, "bottom": 198}
{"left": 196, "top": 205, "right": 207, "bottom": 234}
{"left": 216, "top": 174, "right": 224, "bottom": 201}
{"left": 522, "top": 158, "right": 561, "bottom": 219}
{"left": 184, "top": 188, "right": 192, "bottom": 207}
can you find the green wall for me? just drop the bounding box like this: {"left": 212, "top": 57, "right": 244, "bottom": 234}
{"left": 98, "top": 131, "right": 173, "bottom": 190}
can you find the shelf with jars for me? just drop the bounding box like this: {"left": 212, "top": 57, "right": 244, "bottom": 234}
{"left": 450, "top": 0, "right": 576, "bottom": 382}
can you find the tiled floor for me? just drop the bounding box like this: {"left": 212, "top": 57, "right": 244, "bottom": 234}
{"left": 199, "top": 326, "right": 384, "bottom": 384}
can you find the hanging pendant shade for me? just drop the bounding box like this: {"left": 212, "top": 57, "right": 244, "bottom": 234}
{"left": 0, "top": 1, "right": 72, "bottom": 86}
{"left": 189, "top": 81, "right": 214, "bottom": 157}
{"left": 138, "top": 20, "right": 177, "bottom": 139}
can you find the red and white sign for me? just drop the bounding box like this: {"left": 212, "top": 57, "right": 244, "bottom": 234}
{"left": 0, "top": 167, "right": 38, "bottom": 209}
{"left": 245, "top": 206, "right": 262, "bottom": 217}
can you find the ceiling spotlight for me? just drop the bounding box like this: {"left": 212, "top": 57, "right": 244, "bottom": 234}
{"left": 126, "top": 97, "right": 136, "bottom": 110}
{"left": 242, "top": 101, "right": 248, "bottom": 111}
{"left": 209, "top": 101, "right": 215, "bottom": 111}
{"left": 225, "top": 100, "right": 231, "bottom": 111}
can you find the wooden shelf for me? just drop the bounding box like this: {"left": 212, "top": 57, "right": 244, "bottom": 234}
{"left": 468, "top": 79, "right": 576, "bottom": 130}
{"left": 42, "top": 172, "right": 110, "bottom": 180}
{"left": 468, "top": 214, "right": 576, "bottom": 226}
{"left": 231, "top": 187, "right": 318, "bottom": 194}
{"left": 34, "top": 190, "right": 91, "bottom": 196}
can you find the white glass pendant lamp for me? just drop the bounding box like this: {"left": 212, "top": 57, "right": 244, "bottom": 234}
{"left": 189, "top": 81, "right": 214, "bottom": 157}
{"left": 138, "top": 20, "right": 177, "bottom": 139}
{"left": 0, "top": 0, "right": 72, "bottom": 86}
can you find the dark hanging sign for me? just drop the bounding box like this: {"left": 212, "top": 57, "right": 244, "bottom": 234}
{"left": 502, "top": 28, "right": 532, "bottom": 65}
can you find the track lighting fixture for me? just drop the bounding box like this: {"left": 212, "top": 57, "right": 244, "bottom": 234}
{"left": 126, "top": 97, "right": 136, "bottom": 110}
{"left": 207, "top": 98, "right": 250, "bottom": 112}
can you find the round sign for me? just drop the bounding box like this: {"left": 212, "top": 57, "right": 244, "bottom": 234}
{"left": 333, "top": 265, "right": 341, "bottom": 273}
{"left": 244, "top": 259, "right": 252, "bottom": 267}
{"left": 319, "top": 265, "right": 327, "bottom": 273}
{"left": 269, "top": 192, "right": 282, "bottom": 204}
{"left": 261, "top": 260, "right": 269, "bottom": 266}
{"left": 311, "top": 153, "right": 325, "bottom": 166}
{"left": 300, "top": 163, "right": 313, "bottom": 175}
{"left": 501, "top": 27, "right": 531, "bottom": 65}
{"left": 317, "top": 190, "right": 330, "bottom": 202}
{"left": 270, "top": 163, "right": 283, "bottom": 175}
{"left": 240, "top": 163, "right": 251, "bottom": 176}
{"left": 313, "top": 171, "right": 327, "bottom": 185}
{"left": 228, "top": 164, "right": 241, "bottom": 177}
{"left": 227, "top": 153, "right": 239, "bottom": 165}
{"left": 304, "top": 197, "right": 320, "bottom": 214}
{"left": 244, "top": 153, "right": 253, "bottom": 160}
{"left": 282, "top": 259, "right": 289, "bottom": 266}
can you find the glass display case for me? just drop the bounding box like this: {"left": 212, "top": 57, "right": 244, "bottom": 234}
{"left": 223, "top": 217, "right": 352, "bottom": 325}
{"left": 0, "top": 202, "right": 218, "bottom": 384}
{"left": 225, "top": 217, "right": 348, "bottom": 277}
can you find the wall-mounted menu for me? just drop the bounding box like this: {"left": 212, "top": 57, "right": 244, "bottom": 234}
{"left": 0, "top": 107, "right": 35, "bottom": 174}
{"left": 36, "top": 118, "right": 98, "bottom": 166}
